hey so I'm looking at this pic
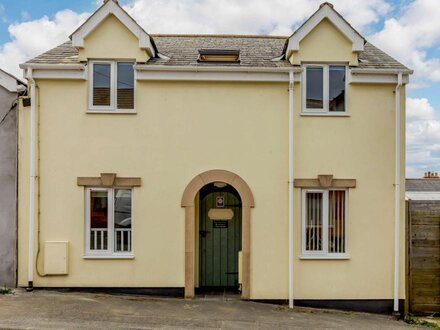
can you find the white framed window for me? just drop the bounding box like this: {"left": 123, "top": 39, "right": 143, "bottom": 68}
{"left": 301, "top": 189, "right": 348, "bottom": 258}
{"left": 85, "top": 187, "right": 133, "bottom": 257}
{"left": 88, "top": 60, "right": 135, "bottom": 113}
{"left": 302, "top": 64, "right": 347, "bottom": 114}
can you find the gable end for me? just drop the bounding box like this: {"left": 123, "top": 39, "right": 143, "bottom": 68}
{"left": 70, "top": 0, "right": 156, "bottom": 57}
{"left": 286, "top": 2, "right": 365, "bottom": 57}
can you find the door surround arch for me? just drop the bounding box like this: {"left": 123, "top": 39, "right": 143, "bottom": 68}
{"left": 181, "top": 169, "right": 255, "bottom": 299}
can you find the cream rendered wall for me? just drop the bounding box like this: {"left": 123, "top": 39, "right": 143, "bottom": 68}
{"left": 18, "top": 80, "right": 290, "bottom": 295}
{"left": 292, "top": 82, "right": 406, "bottom": 299}
{"left": 17, "top": 79, "right": 406, "bottom": 299}
{"left": 18, "top": 13, "right": 406, "bottom": 300}
{"left": 289, "top": 19, "right": 358, "bottom": 66}
{"left": 78, "top": 14, "right": 149, "bottom": 62}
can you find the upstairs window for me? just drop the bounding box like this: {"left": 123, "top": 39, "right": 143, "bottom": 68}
{"left": 303, "top": 64, "right": 347, "bottom": 114}
{"left": 89, "top": 61, "right": 135, "bottom": 112}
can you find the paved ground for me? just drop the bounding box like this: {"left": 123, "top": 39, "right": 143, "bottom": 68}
{"left": 0, "top": 289, "right": 420, "bottom": 329}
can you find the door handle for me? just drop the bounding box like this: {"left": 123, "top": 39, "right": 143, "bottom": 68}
{"left": 200, "top": 230, "right": 211, "bottom": 237}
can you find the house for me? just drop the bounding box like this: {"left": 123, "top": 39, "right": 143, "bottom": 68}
{"left": 17, "top": 1, "right": 412, "bottom": 314}
{"left": 0, "top": 69, "right": 26, "bottom": 288}
{"left": 406, "top": 172, "right": 440, "bottom": 200}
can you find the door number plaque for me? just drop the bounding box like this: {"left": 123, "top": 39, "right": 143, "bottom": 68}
{"left": 216, "top": 196, "right": 225, "bottom": 207}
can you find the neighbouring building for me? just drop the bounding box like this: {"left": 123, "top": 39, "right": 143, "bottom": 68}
{"left": 17, "top": 1, "right": 412, "bottom": 314}
{"left": 406, "top": 172, "right": 440, "bottom": 200}
{"left": 0, "top": 69, "right": 26, "bottom": 287}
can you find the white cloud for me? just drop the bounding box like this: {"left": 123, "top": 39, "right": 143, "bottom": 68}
{"left": 369, "top": 0, "right": 440, "bottom": 87}
{"left": 123, "top": 0, "right": 390, "bottom": 36}
{"left": 0, "top": 9, "right": 88, "bottom": 78}
{"left": 406, "top": 97, "right": 440, "bottom": 178}
{"left": 0, "top": 0, "right": 391, "bottom": 79}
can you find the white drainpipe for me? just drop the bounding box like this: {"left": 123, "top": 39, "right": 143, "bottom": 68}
{"left": 393, "top": 72, "right": 403, "bottom": 313}
{"left": 27, "top": 68, "right": 36, "bottom": 290}
{"left": 288, "top": 70, "right": 294, "bottom": 309}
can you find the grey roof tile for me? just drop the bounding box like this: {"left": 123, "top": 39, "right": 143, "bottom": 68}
{"left": 150, "top": 35, "right": 289, "bottom": 68}
{"left": 358, "top": 43, "right": 409, "bottom": 70}
{"left": 406, "top": 179, "right": 440, "bottom": 192}
{"left": 25, "top": 35, "right": 409, "bottom": 71}
{"left": 26, "top": 41, "right": 78, "bottom": 64}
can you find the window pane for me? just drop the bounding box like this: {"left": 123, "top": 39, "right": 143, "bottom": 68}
{"left": 329, "top": 66, "right": 345, "bottom": 112}
{"left": 114, "top": 189, "right": 132, "bottom": 252}
{"left": 306, "top": 67, "right": 323, "bottom": 109}
{"left": 305, "top": 192, "right": 323, "bottom": 251}
{"left": 93, "top": 64, "right": 111, "bottom": 107}
{"left": 90, "top": 191, "right": 108, "bottom": 250}
{"left": 328, "top": 190, "right": 346, "bottom": 253}
{"left": 117, "top": 63, "right": 134, "bottom": 109}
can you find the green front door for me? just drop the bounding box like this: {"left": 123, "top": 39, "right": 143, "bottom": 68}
{"left": 199, "top": 184, "right": 242, "bottom": 289}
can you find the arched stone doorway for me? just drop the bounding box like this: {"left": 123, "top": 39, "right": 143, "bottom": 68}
{"left": 181, "top": 169, "right": 255, "bottom": 299}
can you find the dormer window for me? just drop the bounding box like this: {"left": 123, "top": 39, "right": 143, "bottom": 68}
{"left": 89, "top": 60, "right": 135, "bottom": 113}
{"left": 302, "top": 64, "right": 347, "bottom": 114}
{"left": 198, "top": 49, "right": 240, "bottom": 63}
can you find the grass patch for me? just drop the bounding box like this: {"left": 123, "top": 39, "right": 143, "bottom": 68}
{"left": 0, "top": 286, "right": 14, "bottom": 295}
{"left": 405, "top": 315, "right": 440, "bottom": 329}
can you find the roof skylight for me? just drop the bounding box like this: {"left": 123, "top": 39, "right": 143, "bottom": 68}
{"left": 198, "top": 49, "right": 240, "bottom": 63}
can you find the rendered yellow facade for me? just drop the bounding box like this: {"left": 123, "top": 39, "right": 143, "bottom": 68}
{"left": 289, "top": 19, "right": 359, "bottom": 66}
{"left": 18, "top": 9, "right": 407, "bottom": 302}
{"left": 78, "top": 14, "right": 150, "bottom": 62}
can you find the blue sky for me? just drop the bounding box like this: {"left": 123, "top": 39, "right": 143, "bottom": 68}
{"left": 0, "top": 1, "right": 93, "bottom": 43}
{"left": 0, "top": 0, "right": 439, "bottom": 178}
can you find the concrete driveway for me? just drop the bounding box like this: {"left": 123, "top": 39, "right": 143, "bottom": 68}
{"left": 0, "top": 289, "right": 419, "bottom": 329}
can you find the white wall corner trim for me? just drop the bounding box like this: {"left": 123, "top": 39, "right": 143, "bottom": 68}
{"left": 393, "top": 72, "right": 403, "bottom": 315}
{"left": 27, "top": 68, "right": 36, "bottom": 290}
{"left": 286, "top": 3, "right": 364, "bottom": 56}
{"left": 288, "top": 70, "right": 295, "bottom": 309}
{"left": 69, "top": 0, "right": 155, "bottom": 57}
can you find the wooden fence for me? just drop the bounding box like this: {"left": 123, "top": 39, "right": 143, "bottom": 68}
{"left": 406, "top": 200, "right": 440, "bottom": 315}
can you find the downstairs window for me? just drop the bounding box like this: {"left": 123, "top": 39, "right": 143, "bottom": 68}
{"left": 86, "top": 188, "right": 133, "bottom": 256}
{"left": 301, "top": 189, "right": 347, "bottom": 257}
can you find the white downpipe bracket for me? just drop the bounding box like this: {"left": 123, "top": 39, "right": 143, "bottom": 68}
{"left": 393, "top": 72, "right": 403, "bottom": 313}
{"left": 27, "top": 68, "right": 36, "bottom": 290}
{"left": 288, "top": 70, "right": 295, "bottom": 309}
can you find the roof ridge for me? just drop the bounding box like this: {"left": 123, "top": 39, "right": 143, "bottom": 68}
{"left": 150, "top": 34, "right": 288, "bottom": 39}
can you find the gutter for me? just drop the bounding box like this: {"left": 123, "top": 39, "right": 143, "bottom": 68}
{"left": 134, "top": 64, "right": 302, "bottom": 74}
{"left": 288, "top": 71, "right": 295, "bottom": 309}
{"left": 19, "top": 63, "right": 85, "bottom": 71}
{"left": 350, "top": 68, "right": 413, "bottom": 75}
{"left": 393, "top": 72, "right": 403, "bottom": 315}
{"left": 26, "top": 68, "right": 36, "bottom": 291}
{"left": 18, "top": 63, "right": 413, "bottom": 76}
